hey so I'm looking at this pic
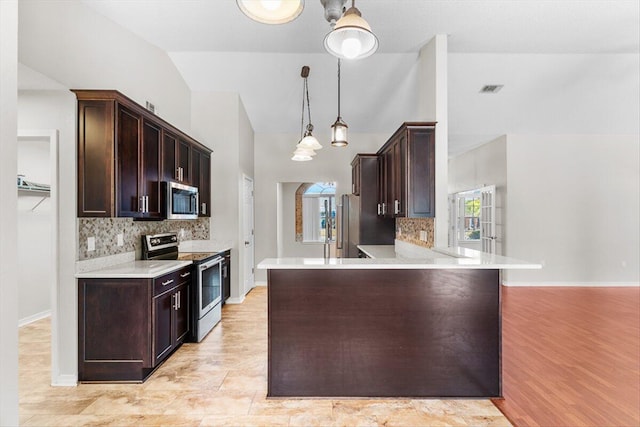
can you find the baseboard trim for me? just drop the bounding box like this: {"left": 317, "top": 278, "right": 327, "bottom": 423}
{"left": 51, "top": 374, "right": 77, "bottom": 387}
{"left": 225, "top": 296, "right": 246, "bottom": 304}
{"left": 254, "top": 281, "right": 267, "bottom": 287}
{"left": 19, "top": 309, "right": 51, "bottom": 327}
{"left": 503, "top": 281, "right": 639, "bottom": 287}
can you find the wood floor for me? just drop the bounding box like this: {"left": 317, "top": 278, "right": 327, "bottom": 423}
{"left": 19, "top": 286, "right": 509, "bottom": 427}
{"left": 493, "top": 286, "right": 640, "bottom": 427}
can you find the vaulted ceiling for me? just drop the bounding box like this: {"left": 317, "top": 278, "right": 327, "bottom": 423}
{"left": 80, "top": 0, "right": 640, "bottom": 155}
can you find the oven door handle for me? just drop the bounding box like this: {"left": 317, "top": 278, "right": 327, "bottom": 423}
{"left": 199, "top": 256, "right": 224, "bottom": 271}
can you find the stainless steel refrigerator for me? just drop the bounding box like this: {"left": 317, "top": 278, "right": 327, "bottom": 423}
{"left": 337, "top": 193, "right": 395, "bottom": 258}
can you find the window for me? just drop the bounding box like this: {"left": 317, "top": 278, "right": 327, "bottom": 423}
{"left": 295, "top": 182, "right": 336, "bottom": 243}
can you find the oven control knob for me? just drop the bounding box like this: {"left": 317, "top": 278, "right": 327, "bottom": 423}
{"left": 171, "top": 236, "right": 177, "bottom": 242}
{"left": 151, "top": 238, "right": 159, "bottom": 245}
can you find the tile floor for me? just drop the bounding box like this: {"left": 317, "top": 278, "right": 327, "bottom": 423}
{"left": 19, "top": 286, "right": 511, "bottom": 426}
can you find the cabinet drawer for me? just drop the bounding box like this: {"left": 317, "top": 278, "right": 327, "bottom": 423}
{"left": 153, "top": 267, "right": 191, "bottom": 296}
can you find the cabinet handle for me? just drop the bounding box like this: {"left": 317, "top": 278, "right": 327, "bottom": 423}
{"left": 180, "top": 167, "right": 184, "bottom": 182}
{"left": 201, "top": 203, "right": 206, "bottom": 215}
{"left": 382, "top": 203, "right": 386, "bottom": 215}
{"left": 377, "top": 203, "right": 381, "bottom": 215}
{"left": 176, "top": 291, "right": 180, "bottom": 309}
{"left": 162, "top": 279, "right": 174, "bottom": 286}
{"left": 180, "top": 271, "right": 191, "bottom": 278}
{"left": 176, "top": 167, "right": 180, "bottom": 181}
{"left": 139, "top": 196, "right": 144, "bottom": 212}
{"left": 172, "top": 293, "right": 178, "bottom": 310}
{"left": 394, "top": 199, "right": 400, "bottom": 215}
{"left": 352, "top": 183, "right": 355, "bottom": 193}
{"left": 145, "top": 195, "right": 149, "bottom": 213}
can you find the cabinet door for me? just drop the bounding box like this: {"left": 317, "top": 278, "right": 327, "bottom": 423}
{"left": 77, "top": 100, "right": 114, "bottom": 217}
{"left": 407, "top": 128, "right": 436, "bottom": 217}
{"left": 153, "top": 289, "right": 174, "bottom": 365}
{"left": 142, "top": 119, "right": 162, "bottom": 218}
{"left": 222, "top": 253, "right": 231, "bottom": 303}
{"left": 351, "top": 157, "right": 361, "bottom": 195}
{"left": 116, "top": 106, "right": 142, "bottom": 217}
{"left": 383, "top": 149, "right": 394, "bottom": 218}
{"left": 174, "top": 283, "right": 190, "bottom": 344}
{"left": 178, "top": 140, "right": 191, "bottom": 184}
{"left": 161, "top": 132, "right": 178, "bottom": 183}
{"left": 200, "top": 153, "right": 211, "bottom": 217}
{"left": 78, "top": 278, "right": 151, "bottom": 381}
{"left": 392, "top": 134, "right": 407, "bottom": 217}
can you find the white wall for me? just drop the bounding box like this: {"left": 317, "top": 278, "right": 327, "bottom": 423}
{"left": 0, "top": 0, "right": 19, "bottom": 424}
{"left": 505, "top": 134, "right": 639, "bottom": 285}
{"left": 449, "top": 136, "right": 507, "bottom": 255}
{"left": 18, "top": 0, "right": 192, "bottom": 132}
{"left": 254, "top": 132, "right": 387, "bottom": 282}
{"left": 18, "top": 1, "right": 195, "bottom": 384}
{"left": 17, "top": 137, "right": 52, "bottom": 323}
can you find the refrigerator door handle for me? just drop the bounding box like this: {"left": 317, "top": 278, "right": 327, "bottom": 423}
{"left": 336, "top": 203, "right": 343, "bottom": 250}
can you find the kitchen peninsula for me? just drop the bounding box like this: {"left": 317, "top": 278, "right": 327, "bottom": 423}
{"left": 258, "top": 246, "right": 540, "bottom": 398}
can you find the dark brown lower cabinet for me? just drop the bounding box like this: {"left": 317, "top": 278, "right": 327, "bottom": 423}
{"left": 267, "top": 268, "right": 501, "bottom": 398}
{"left": 78, "top": 266, "right": 191, "bottom": 382}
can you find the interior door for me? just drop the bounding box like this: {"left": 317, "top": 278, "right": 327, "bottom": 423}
{"left": 242, "top": 175, "right": 255, "bottom": 296}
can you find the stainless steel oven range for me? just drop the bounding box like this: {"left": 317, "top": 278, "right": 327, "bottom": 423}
{"left": 142, "top": 232, "right": 222, "bottom": 343}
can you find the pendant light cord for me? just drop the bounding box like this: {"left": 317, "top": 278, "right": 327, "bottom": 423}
{"left": 300, "top": 77, "right": 305, "bottom": 139}
{"left": 337, "top": 58, "right": 341, "bottom": 118}
{"left": 305, "top": 78, "right": 312, "bottom": 130}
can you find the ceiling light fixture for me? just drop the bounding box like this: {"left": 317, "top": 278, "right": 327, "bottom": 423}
{"left": 331, "top": 59, "right": 348, "bottom": 147}
{"left": 236, "top": 0, "right": 304, "bottom": 25}
{"left": 323, "top": 0, "right": 378, "bottom": 60}
{"left": 292, "top": 66, "right": 322, "bottom": 161}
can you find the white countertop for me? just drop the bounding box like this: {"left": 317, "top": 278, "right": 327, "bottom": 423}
{"left": 258, "top": 245, "right": 541, "bottom": 270}
{"left": 76, "top": 260, "right": 192, "bottom": 279}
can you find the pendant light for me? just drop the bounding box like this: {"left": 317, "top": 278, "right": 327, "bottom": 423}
{"left": 292, "top": 66, "right": 321, "bottom": 161}
{"left": 324, "top": 0, "right": 378, "bottom": 60}
{"left": 331, "top": 59, "right": 348, "bottom": 147}
{"left": 236, "top": 0, "right": 304, "bottom": 25}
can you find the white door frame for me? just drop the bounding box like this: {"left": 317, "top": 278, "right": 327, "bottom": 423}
{"left": 17, "top": 129, "right": 59, "bottom": 386}
{"left": 241, "top": 174, "right": 255, "bottom": 296}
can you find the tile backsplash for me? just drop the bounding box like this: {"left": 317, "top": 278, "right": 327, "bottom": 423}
{"left": 78, "top": 217, "right": 209, "bottom": 260}
{"left": 396, "top": 217, "right": 434, "bottom": 248}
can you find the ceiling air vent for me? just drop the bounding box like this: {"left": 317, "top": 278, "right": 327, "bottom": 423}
{"left": 480, "top": 85, "right": 504, "bottom": 94}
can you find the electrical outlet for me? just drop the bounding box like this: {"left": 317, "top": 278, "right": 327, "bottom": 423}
{"left": 87, "top": 237, "right": 95, "bottom": 251}
{"left": 117, "top": 233, "right": 124, "bottom": 246}
{"left": 180, "top": 228, "right": 185, "bottom": 239}
{"left": 419, "top": 230, "right": 428, "bottom": 241}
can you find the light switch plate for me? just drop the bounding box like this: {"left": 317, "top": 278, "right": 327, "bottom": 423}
{"left": 88, "top": 237, "right": 95, "bottom": 251}
{"left": 117, "top": 233, "right": 124, "bottom": 246}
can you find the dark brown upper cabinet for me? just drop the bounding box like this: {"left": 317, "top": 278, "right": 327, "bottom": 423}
{"left": 161, "top": 132, "right": 191, "bottom": 185}
{"left": 191, "top": 147, "right": 211, "bottom": 217}
{"left": 73, "top": 90, "right": 212, "bottom": 218}
{"left": 377, "top": 122, "right": 436, "bottom": 218}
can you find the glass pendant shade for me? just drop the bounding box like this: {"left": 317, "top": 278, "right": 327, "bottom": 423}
{"left": 293, "top": 146, "right": 316, "bottom": 157}
{"left": 236, "top": 0, "right": 304, "bottom": 24}
{"left": 291, "top": 147, "right": 316, "bottom": 162}
{"left": 324, "top": 4, "right": 378, "bottom": 60}
{"left": 297, "top": 133, "right": 322, "bottom": 150}
{"left": 331, "top": 117, "right": 348, "bottom": 147}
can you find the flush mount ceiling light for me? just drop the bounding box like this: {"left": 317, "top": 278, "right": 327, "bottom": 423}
{"left": 292, "top": 66, "right": 322, "bottom": 161}
{"left": 331, "top": 59, "right": 348, "bottom": 147}
{"left": 323, "top": 0, "right": 378, "bottom": 60}
{"left": 236, "top": 0, "right": 304, "bottom": 25}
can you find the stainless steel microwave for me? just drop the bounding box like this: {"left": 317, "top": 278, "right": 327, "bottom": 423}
{"left": 163, "top": 181, "right": 199, "bottom": 219}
